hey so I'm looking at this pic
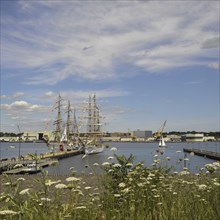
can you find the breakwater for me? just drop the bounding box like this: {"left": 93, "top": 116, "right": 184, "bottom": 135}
{"left": 183, "top": 148, "right": 220, "bottom": 160}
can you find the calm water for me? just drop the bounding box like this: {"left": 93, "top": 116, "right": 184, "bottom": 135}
{"left": 0, "top": 141, "right": 219, "bottom": 174}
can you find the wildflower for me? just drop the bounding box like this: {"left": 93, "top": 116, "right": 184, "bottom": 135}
{"left": 154, "top": 195, "right": 160, "bottom": 198}
{"left": 176, "top": 150, "right": 181, "bottom": 153}
{"left": 45, "top": 180, "right": 61, "bottom": 186}
{"left": 108, "top": 169, "right": 114, "bottom": 173}
{"left": 183, "top": 158, "right": 189, "bottom": 161}
{"left": 55, "top": 183, "right": 67, "bottom": 189}
{"left": 102, "top": 162, "right": 110, "bottom": 166}
{"left": 113, "top": 163, "right": 122, "bottom": 168}
{"left": 200, "top": 198, "right": 207, "bottom": 203}
{"left": 84, "top": 186, "right": 92, "bottom": 190}
{"left": 93, "top": 163, "right": 99, "bottom": 166}
{"left": 166, "top": 157, "right": 171, "bottom": 161}
{"left": 213, "top": 161, "right": 220, "bottom": 167}
{"left": 198, "top": 184, "right": 207, "bottom": 190}
{"left": 157, "top": 202, "right": 163, "bottom": 206}
{"left": 3, "top": 182, "right": 11, "bottom": 186}
{"left": 17, "top": 177, "right": 25, "bottom": 181}
{"left": 126, "top": 162, "right": 133, "bottom": 167}
{"left": 122, "top": 188, "right": 130, "bottom": 193}
{"left": 84, "top": 165, "right": 89, "bottom": 168}
{"left": 66, "top": 177, "right": 81, "bottom": 182}
{"left": 137, "top": 183, "right": 144, "bottom": 187}
{"left": 82, "top": 154, "right": 87, "bottom": 159}
{"left": 75, "top": 206, "right": 86, "bottom": 209}
{"left": 41, "top": 197, "right": 51, "bottom": 202}
{"left": 205, "top": 163, "right": 217, "bottom": 173}
{"left": 119, "top": 183, "right": 126, "bottom": 188}
{"left": 0, "top": 210, "right": 19, "bottom": 216}
{"left": 213, "top": 182, "right": 220, "bottom": 186}
{"left": 108, "top": 156, "right": 114, "bottom": 160}
{"left": 114, "top": 194, "right": 121, "bottom": 198}
{"left": 110, "top": 147, "right": 117, "bottom": 151}
{"left": 179, "top": 170, "right": 190, "bottom": 175}
{"left": 173, "top": 192, "right": 177, "bottom": 195}
{"left": 19, "top": 188, "right": 30, "bottom": 195}
{"left": 69, "top": 167, "right": 75, "bottom": 170}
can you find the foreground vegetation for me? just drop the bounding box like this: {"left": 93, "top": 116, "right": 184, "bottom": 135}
{"left": 0, "top": 150, "right": 220, "bottom": 220}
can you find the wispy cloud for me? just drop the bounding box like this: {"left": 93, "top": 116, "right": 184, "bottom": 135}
{"left": 2, "top": 1, "right": 219, "bottom": 85}
{"left": 184, "top": 81, "right": 203, "bottom": 86}
{"left": 208, "top": 62, "right": 220, "bottom": 69}
{"left": 201, "top": 37, "right": 220, "bottom": 49}
{"left": 13, "top": 92, "right": 25, "bottom": 99}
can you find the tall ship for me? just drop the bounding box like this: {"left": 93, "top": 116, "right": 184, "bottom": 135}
{"left": 80, "top": 94, "right": 104, "bottom": 155}
{"left": 43, "top": 94, "right": 81, "bottom": 152}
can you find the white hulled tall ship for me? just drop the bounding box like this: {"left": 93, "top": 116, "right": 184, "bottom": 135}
{"left": 80, "top": 94, "right": 104, "bottom": 155}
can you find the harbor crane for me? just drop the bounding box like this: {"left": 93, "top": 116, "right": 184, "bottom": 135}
{"left": 154, "top": 120, "right": 167, "bottom": 139}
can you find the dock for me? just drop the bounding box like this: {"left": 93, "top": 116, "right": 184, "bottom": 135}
{"left": 3, "top": 159, "right": 58, "bottom": 175}
{"left": 183, "top": 148, "right": 220, "bottom": 160}
{"left": 0, "top": 149, "right": 83, "bottom": 174}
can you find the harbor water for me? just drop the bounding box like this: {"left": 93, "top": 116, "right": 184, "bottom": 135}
{"left": 0, "top": 141, "right": 219, "bottom": 174}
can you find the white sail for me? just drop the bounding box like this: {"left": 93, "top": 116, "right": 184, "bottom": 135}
{"left": 61, "top": 126, "right": 67, "bottom": 142}
{"left": 159, "top": 136, "right": 166, "bottom": 147}
{"left": 161, "top": 137, "right": 166, "bottom": 147}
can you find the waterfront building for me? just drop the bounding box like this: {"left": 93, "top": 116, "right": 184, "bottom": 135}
{"left": 182, "top": 133, "right": 204, "bottom": 142}
{"left": 133, "top": 130, "right": 152, "bottom": 139}
{"left": 22, "top": 131, "right": 55, "bottom": 142}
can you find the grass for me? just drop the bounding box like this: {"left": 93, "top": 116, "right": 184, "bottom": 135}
{"left": 0, "top": 148, "right": 219, "bottom": 220}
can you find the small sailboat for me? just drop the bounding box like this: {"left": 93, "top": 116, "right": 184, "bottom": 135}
{"left": 159, "top": 136, "right": 166, "bottom": 147}
{"left": 158, "top": 136, "right": 166, "bottom": 155}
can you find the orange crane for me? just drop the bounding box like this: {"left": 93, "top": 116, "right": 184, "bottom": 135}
{"left": 154, "top": 120, "right": 167, "bottom": 139}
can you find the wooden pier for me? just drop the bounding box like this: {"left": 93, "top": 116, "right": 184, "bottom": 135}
{"left": 3, "top": 159, "right": 58, "bottom": 175}
{"left": 0, "top": 149, "right": 83, "bottom": 174}
{"left": 183, "top": 148, "right": 220, "bottom": 160}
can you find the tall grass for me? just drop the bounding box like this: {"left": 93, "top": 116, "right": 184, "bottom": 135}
{"left": 0, "top": 148, "right": 219, "bottom": 220}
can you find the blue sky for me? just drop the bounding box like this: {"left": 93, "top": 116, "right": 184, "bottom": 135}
{"left": 0, "top": 0, "right": 219, "bottom": 133}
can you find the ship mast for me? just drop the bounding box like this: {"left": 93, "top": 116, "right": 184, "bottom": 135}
{"left": 66, "top": 100, "right": 71, "bottom": 144}
{"left": 88, "top": 95, "right": 92, "bottom": 134}
{"left": 54, "top": 94, "right": 62, "bottom": 143}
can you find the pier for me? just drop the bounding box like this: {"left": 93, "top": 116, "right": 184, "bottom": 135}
{"left": 0, "top": 149, "right": 83, "bottom": 174}
{"left": 183, "top": 148, "right": 220, "bottom": 160}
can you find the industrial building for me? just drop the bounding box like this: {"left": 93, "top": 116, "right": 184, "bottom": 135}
{"left": 133, "top": 130, "right": 153, "bottom": 139}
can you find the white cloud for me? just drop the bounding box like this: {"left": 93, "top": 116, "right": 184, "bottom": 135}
{"left": 13, "top": 92, "right": 25, "bottom": 98}
{"left": 1, "top": 1, "right": 219, "bottom": 85}
{"left": 0, "top": 101, "right": 48, "bottom": 112}
{"left": 1, "top": 95, "right": 8, "bottom": 99}
{"left": 208, "top": 62, "right": 220, "bottom": 69}
{"left": 44, "top": 91, "right": 56, "bottom": 98}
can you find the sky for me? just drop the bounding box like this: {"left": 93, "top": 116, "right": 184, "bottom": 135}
{"left": 0, "top": 0, "right": 219, "bottom": 134}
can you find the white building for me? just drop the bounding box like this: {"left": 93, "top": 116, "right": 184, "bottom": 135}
{"left": 183, "top": 133, "right": 204, "bottom": 142}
